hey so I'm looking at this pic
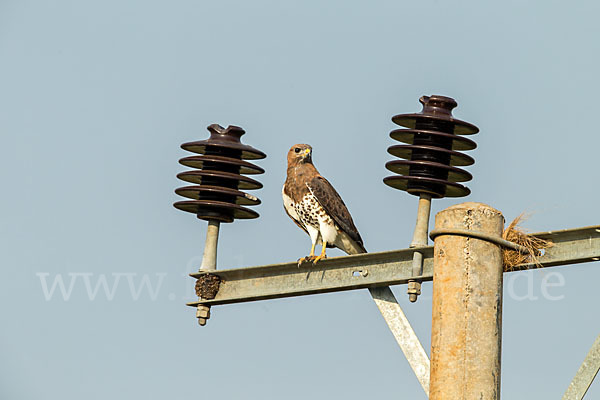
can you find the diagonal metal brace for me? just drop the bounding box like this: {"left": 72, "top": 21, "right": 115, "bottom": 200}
{"left": 370, "top": 287, "right": 430, "bottom": 395}
{"left": 563, "top": 334, "right": 600, "bottom": 400}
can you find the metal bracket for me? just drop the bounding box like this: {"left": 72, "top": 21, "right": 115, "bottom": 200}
{"left": 430, "top": 228, "right": 534, "bottom": 254}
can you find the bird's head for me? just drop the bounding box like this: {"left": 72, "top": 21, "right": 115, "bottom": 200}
{"left": 287, "top": 144, "right": 313, "bottom": 166}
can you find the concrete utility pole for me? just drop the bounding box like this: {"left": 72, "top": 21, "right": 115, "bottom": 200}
{"left": 429, "top": 202, "right": 504, "bottom": 400}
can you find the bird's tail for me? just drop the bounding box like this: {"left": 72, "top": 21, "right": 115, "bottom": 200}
{"left": 347, "top": 242, "right": 367, "bottom": 255}
{"left": 337, "top": 232, "right": 367, "bottom": 255}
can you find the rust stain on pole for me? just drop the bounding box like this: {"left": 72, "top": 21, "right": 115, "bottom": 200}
{"left": 429, "top": 202, "right": 504, "bottom": 400}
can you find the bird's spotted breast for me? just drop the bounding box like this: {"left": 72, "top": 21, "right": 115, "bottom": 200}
{"left": 295, "top": 192, "right": 333, "bottom": 230}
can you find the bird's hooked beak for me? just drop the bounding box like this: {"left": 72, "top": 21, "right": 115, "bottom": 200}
{"left": 302, "top": 148, "right": 312, "bottom": 161}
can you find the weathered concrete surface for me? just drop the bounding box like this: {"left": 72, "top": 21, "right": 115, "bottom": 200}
{"left": 429, "top": 202, "right": 504, "bottom": 400}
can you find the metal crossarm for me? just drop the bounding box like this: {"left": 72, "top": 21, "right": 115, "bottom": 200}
{"left": 188, "top": 225, "right": 600, "bottom": 308}
{"left": 188, "top": 246, "right": 434, "bottom": 306}
{"left": 509, "top": 225, "right": 600, "bottom": 270}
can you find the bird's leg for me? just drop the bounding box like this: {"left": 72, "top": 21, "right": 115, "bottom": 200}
{"left": 297, "top": 242, "right": 317, "bottom": 267}
{"left": 312, "top": 241, "right": 327, "bottom": 264}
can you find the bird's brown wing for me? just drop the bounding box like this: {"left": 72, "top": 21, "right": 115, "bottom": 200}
{"left": 306, "top": 176, "right": 366, "bottom": 251}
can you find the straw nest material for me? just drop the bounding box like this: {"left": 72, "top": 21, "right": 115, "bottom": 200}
{"left": 502, "top": 214, "right": 553, "bottom": 271}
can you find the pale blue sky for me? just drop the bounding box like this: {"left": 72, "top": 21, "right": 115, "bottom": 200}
{"left": 1, "top": 1, "right": 599, "bottom": 399}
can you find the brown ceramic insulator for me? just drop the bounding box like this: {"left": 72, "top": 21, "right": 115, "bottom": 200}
{"left": 384, "top": 95, "right": 478, "bottom": 198}
{"left": 174, "top": 124, "right": 265, "bottom": 222}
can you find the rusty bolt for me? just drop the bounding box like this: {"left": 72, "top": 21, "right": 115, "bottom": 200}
{"left": 196, "top": 305, "right": 211, "bottom": 319}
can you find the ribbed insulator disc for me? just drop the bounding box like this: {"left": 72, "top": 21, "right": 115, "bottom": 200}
{"left": 383, "top": 175, "right": 470, "bottom": 198}
{"left": 389, "top": 129, "right": 477, "bottom": 151}
{"left": 173, "top": 200, "right": 258, "bottom": 223}
{"left": 176, "top": 170, "right": 263, "bottom": 190}
{"left": 385, "top": 160, "right": 472, "bottom": 182}
{"left": 181, "top": 125, "right": 266, "bottom": 160}
{"left": 391, "top": 97, "right": 479, "bottom": 135}
{"left": 174, "top": 185, "right": 261, "bottom": 205}
{"left": 387, "top": 145, "right": 474, "bottom": 166}
{"left": 384, "top": 95, "right": 478, "bottom": 199}
{"left": 174, "top": 124, "right": 265, "bottom": 222}
{"left": 179, "top": 155, "right": 265, "bottom": 175}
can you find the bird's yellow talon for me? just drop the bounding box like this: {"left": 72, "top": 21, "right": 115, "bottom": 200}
{"left": 298, "top": 255, "right": 317, "bottom": 267}
{"left": 312, "top": 254, "right": 327, "bottom": 264}
{"left": 312, "top": 243, "right": 327, "bottom": 264}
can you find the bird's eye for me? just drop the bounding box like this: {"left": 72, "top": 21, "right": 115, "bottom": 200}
{"left": 294, "top": 148, "right": 301, "bottom": 153}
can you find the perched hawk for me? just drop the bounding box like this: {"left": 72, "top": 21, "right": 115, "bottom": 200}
{"left": 282, "top": 144, "right": 366, "bottom": 265}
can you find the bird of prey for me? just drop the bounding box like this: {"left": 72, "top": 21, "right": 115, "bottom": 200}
{"left": 282, "top": 144, "right": 366, "bottom": 265}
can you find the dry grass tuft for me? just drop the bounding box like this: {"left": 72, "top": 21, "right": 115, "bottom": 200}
{"left": 502, "top": 214, "right": 553, "bottom": 271}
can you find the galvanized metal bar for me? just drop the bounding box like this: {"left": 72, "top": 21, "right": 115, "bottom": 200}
{"left": 187, "top": 225, "right": 600, "bottom": 307}
{"left": 510, "top": 225, "right": 600, "bottom": 271}
{"left": 201, "top": 220, "right": 220, "bottom": 270}
{"left": 369, "top": 287, "right": 430, "bottom": 395}
{"left": 407, "top": 193, "right": 432, "bottom": 302}
{"left": 563, "top": 334, "right": 600, "bottom": 400}
{"left": 188, "top": 247, "right": 434, "bottom": 306}
{"left": 196, "top": 220, "right": 220, "bottom": 326}
{"left": 429, "top": 202, "right": 504, "bottom": 400}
